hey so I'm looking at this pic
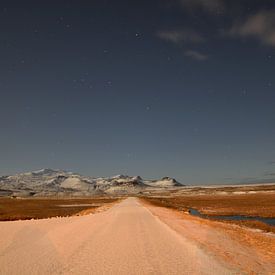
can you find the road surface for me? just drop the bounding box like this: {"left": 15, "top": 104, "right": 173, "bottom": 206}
{"left": 0, "top": 197, "right": 238, "bottom": 274}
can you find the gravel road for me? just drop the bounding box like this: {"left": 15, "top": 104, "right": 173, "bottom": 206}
{"left": 0, "top": 197, "right": 238, "bottom": 274}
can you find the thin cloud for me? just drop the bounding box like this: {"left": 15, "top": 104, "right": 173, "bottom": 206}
{"left": 184, "top": 50, "right": 208, "bottom": 61}
{"left": 157, "top": 29, "right": 205, "bottom": 44}
{"left": 229, "top": 10, "right": 275, "bottom": 46}
{"left": 179, "top": 0, "right": 225, "bottom": 13}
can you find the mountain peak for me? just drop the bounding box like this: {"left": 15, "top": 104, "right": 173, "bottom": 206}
{"left": 0, "top": 170, "right": 185, "bottom": 197}
{"left": 31, "top": 168, "right": 63, "bottom": 176}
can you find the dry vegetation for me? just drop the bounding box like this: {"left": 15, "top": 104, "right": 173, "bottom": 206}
{"left": 0, "top": 197, "right": 119, "bottom": 221}
{"left": 142, "top": 192, "right": 275, "bottom": 233}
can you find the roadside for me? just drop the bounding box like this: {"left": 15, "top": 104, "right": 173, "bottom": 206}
{"left": 141, "top": 198, "right": 275, "bottom": 274}
{"left": 0, "top": 197, "right": 119, "bottom": 221}
{"left": 141, "top": 193, "right": 275, "bottom": 233}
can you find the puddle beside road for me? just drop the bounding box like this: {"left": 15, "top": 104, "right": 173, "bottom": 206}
{"left": 189, "top": 208, "right": 275, "bottom": 226}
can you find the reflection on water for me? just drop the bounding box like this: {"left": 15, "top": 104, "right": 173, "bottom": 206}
{"left": 189, "top": 208, "right": 275, "bottom": 226}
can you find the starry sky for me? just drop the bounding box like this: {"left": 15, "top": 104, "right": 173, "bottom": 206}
{"left": 0, "top": 0, "right": 275, "bottom": 184}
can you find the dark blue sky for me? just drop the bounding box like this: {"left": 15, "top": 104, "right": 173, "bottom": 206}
{"left": 0, "top": 0, "right": 275, "bottom": 184}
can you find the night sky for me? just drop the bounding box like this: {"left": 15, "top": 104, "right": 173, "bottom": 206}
{"left": 1, "top": 0, "right": 275, "bottom": 184}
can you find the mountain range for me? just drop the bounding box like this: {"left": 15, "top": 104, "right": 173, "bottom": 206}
{"left": 0, "top": 169, "right": 185, "bottom": 197}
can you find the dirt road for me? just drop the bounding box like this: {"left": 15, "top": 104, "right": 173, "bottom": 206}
{"left": 0, "top": 197, "right": 253, "bottom": 274}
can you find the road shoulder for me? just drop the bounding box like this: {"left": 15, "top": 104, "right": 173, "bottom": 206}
{"left": 140, "top": 198, "right": 275, "bottom": 274}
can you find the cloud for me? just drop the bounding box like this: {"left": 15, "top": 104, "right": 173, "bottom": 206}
{"left": 184, "top": 50, "right": 208, "bottom": 61}
{"left": 157, "top": 29, "right": 208, "bottom": 61}
{"left": 179, "top": 0, "right": 225, "bottom": 13}
{"left": 157, "top": 29, "right": 205, "bottom": 44}
{"left": 229, "top": 10, "right": 275, "bottom": 46}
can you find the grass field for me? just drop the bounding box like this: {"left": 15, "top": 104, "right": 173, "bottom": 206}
{"left": 0, "top": 197, "right": 118, "bottom": 221}
{"left": 142, "top": 192, "right": 275, "bottom": 233}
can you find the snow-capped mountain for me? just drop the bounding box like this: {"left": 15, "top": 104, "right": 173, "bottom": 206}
{"left": 0, "top": 169, "right": 184, "bottom": 197}
{"left": 146, "top": 177, "right": 183, "bottom": 187}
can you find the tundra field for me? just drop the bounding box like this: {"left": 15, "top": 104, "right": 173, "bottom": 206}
{"left": 0, "top": 197, "right": 119, "bottom": 221}
{"left": 0, "top": 184, "right": 275, "bottom": 274}
{"left": 141, "top": 186, "right": 275, "bottom": 233}
{"left": 1, "top": 183, "right": 274, "bottom": 229}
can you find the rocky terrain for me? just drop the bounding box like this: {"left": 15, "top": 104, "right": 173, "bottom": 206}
{"left": 0, "top": 169, "right": 184, "bottom": 197}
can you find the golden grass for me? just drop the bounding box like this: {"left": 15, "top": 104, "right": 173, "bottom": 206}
{"left": 142, "top": 193, "right": 275, "bottom": 233}
{"left": 0, "top": 197, "right": 118, "bottom": 221}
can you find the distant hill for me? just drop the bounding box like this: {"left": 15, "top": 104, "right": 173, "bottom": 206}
{"left": 146, "top": 177, "right": 184, "bottom": 187}
{"left": 0, "top": 169, "right": 185, "bottom": 197}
